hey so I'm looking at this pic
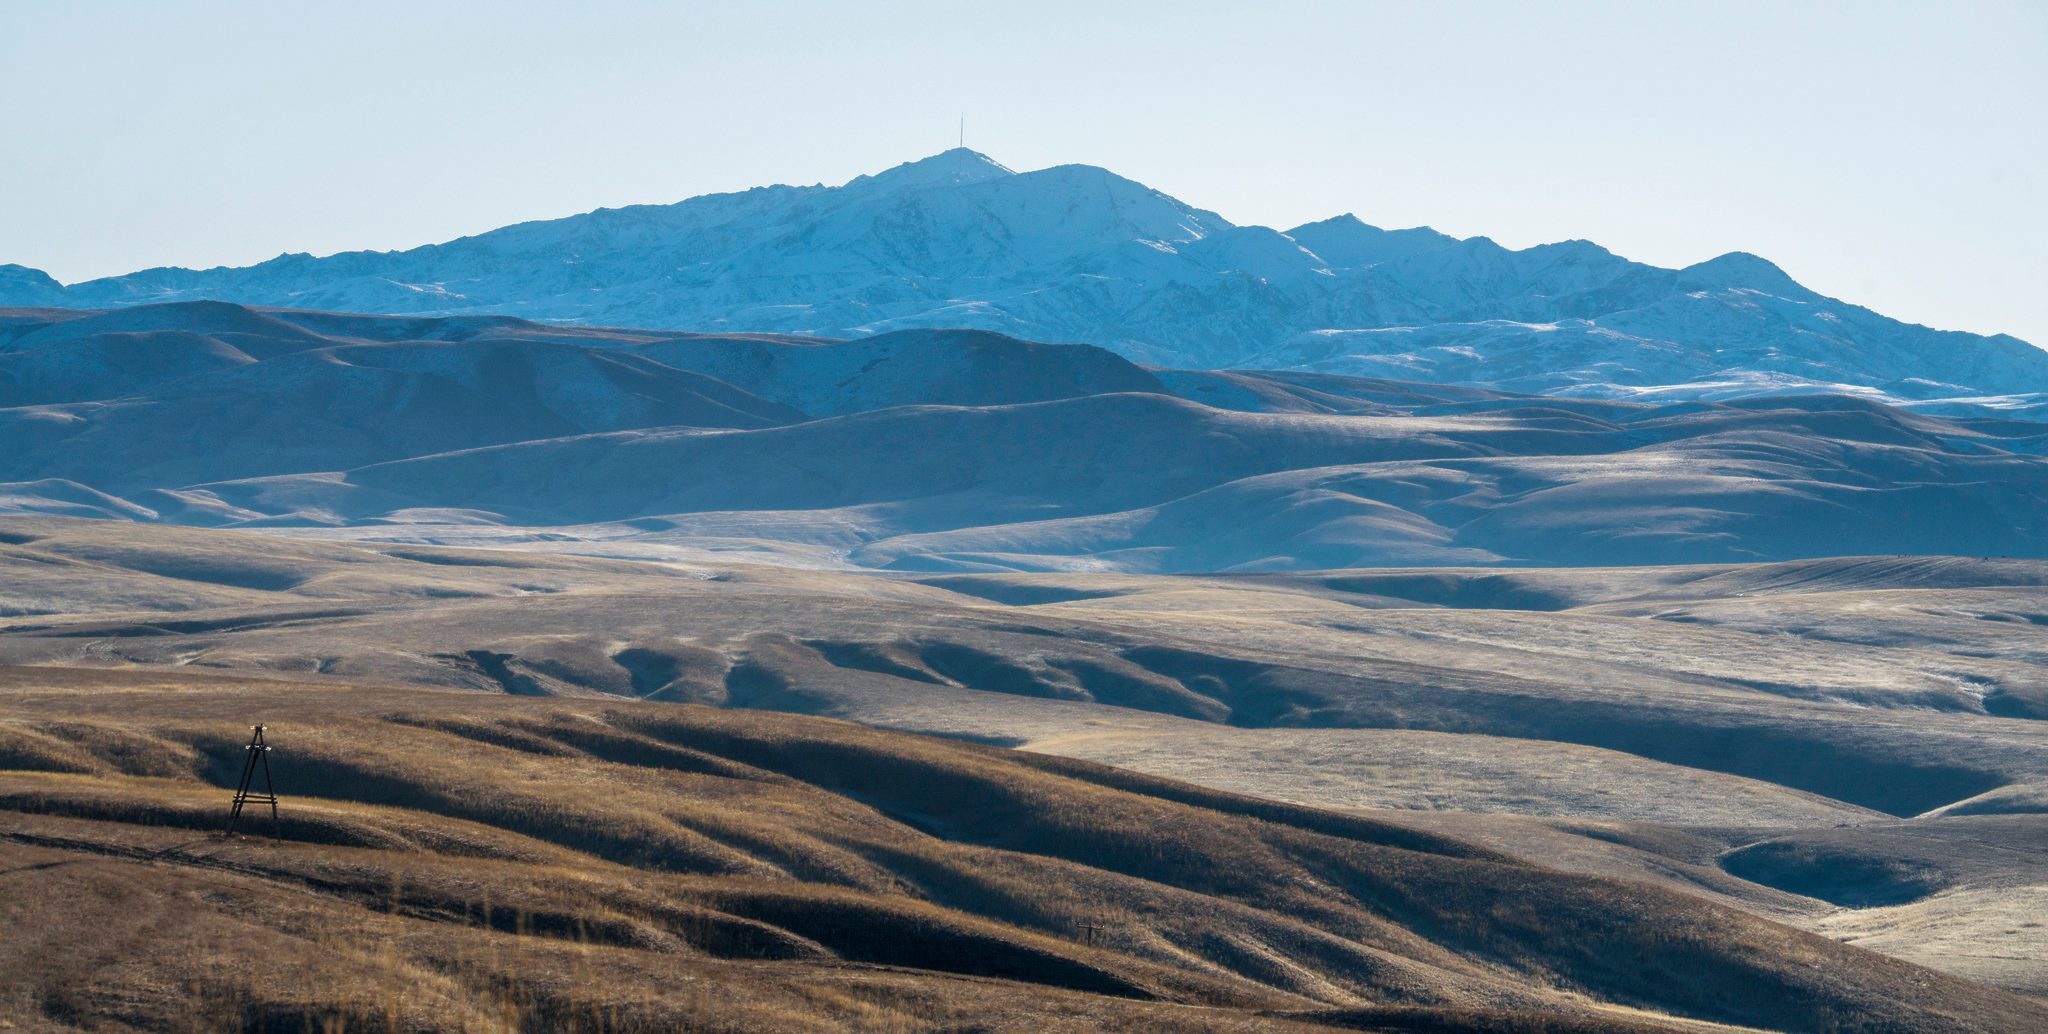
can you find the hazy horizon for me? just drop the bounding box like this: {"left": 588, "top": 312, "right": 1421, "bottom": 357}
{"left": 3, "top": 1, "right": 2043, "bottom": 345}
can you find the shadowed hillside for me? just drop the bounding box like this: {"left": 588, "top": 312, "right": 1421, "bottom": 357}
{"left": 1, "top": 303, "right": 2044, "bottom": 570}
{"left": 4, "top": 517, "right": 2048, "bottom": 1011}
{"left": 4, "top": 667, "right": 2045, "bottom": 1032}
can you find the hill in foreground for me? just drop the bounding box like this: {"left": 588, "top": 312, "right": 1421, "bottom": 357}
{"left": 4, "top": 517, "right": 2047, "bottom": 1011}
{"left": 5, "top": 664, "right": 2046, "bottom": 1033}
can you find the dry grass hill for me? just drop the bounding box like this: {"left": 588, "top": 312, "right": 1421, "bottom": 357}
{"left": 2, "top": 517, "right": 2045, "bottom": 1031}
{"left": 3, "top": 668, "right": 2043, "bottom": 1034}
{"left": 4, "top": 303, "right": 2045, "bottom": 571}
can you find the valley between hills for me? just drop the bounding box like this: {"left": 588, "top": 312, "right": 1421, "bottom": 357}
{"left": 0, "top": 296, "right": 2044, "bottom": 1031}
{"left": 3, "top": 5, "right": 2043, "bottom": 1024}
{"left": 2, "top": 517, "right": 2045, "bottom": 1031}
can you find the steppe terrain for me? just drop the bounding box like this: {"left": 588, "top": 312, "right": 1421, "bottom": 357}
{"left": 2, "top": 517, "right": 2044, "bottom": 1031}
{"left": 2, "top": 301, "right": 2045, "bottom": 1030}
{"left": 3, "top": 303, "right": 2044, "bottom": 574}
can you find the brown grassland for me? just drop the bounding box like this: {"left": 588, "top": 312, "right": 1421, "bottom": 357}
{"left": 2, "top": 518, "right": 2046, "bottom": 1031}
{"left": 1, "top": 667, "right": 2043, "bottom": 1033}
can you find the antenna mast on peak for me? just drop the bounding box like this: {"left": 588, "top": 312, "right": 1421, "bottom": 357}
{"left": 959, "top": 113, "right": 964, "bottom": 149}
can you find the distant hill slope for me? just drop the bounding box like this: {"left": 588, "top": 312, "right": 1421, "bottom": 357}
{"left": 0, "top": 303, "right": 807, "bottom": 490}
{"left": 5, "top": 149, "right": 2044, "bottom": 407}
{"left": 2, "top": 302, "right": 2044, "bottom": 570}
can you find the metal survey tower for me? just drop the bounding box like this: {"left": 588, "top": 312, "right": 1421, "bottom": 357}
{"left": 224, "top": 724, "right": 278, "bottom": 836}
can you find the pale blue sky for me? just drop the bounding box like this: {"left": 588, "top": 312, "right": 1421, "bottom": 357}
{"left": 3, "top": 1, "right": 2042, "bottom": 345}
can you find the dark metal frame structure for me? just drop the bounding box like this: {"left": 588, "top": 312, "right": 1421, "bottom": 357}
{"left": 224, "top": 724, "right": 278, "bottom": 836}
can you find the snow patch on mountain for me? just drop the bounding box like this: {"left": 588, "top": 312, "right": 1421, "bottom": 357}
{"left": 4, "top": 150, "right": 2042, "bottom": 404}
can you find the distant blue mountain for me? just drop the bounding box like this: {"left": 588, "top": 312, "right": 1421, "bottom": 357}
{"left": 5, "top": 149, "right": 2044, "bottom": 408}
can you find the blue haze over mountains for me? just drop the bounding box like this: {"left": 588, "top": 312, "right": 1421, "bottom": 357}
{"left": 3, "top": 148, "right": 2043, "bottom": 411}
{"left": 1, "top": 150, "right": 2045, "bottom": 573}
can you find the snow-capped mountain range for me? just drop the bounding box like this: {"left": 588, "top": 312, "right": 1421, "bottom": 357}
{"left": 5, "top": 148, "right": 2043, "bottom": 408}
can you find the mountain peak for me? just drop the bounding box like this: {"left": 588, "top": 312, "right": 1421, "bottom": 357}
{"left": 844, "top": 148, "right": 1015, "bottom": 192}
{"left": 0, "top": 263, "right": 67, "bottom": 304}
{"left": 1679, "top": 251, "right": 1810, "bottom": 298}
{"left": 1, "top": 154, "right": 2035, "bottom": 398}
{"left": 1283, "top": 215, "right": 1460, "bottom": 268}
{"left": 1296, "top": 213, "right": 1375, "bottom": 232}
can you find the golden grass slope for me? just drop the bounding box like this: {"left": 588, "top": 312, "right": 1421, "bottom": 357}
{"left": 2, "top": 668, "right": 2043, "bottom": 1033}
{"left": 5, "top": 518, "right": 2048, "bottom": 1024}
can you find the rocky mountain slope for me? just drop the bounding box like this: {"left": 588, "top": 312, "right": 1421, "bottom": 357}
{"left": 6, "top": 150, "right": 2043, "bottom": 407}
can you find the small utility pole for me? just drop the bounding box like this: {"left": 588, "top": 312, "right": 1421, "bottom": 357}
{"left": 224, "top": 724, "right": 278, "bottom": 837}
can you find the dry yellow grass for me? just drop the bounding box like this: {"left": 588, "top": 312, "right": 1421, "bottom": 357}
{"left": 1, "top": 666, "right": 2041, "bottom": 1033}
{"left": 6, "top": 519, "right": 2048, "bottom": 1028}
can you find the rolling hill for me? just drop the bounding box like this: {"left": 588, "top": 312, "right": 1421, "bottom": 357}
{"left": 3, "top": 300, "right": 2044, "bottom": 1026}
{"left": 5, "top": 520, "right": 2048, "bottom": 1029}
{"left": 2, "top": 302, "right": 2044, "bottom": 571}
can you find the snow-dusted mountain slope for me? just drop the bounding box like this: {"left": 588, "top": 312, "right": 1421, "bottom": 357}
{"left": 2, "top": 303, "right": 2044, "bottom": 572}
{"left": 6, "top": 149, "right": 2042, "bottom": 404}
